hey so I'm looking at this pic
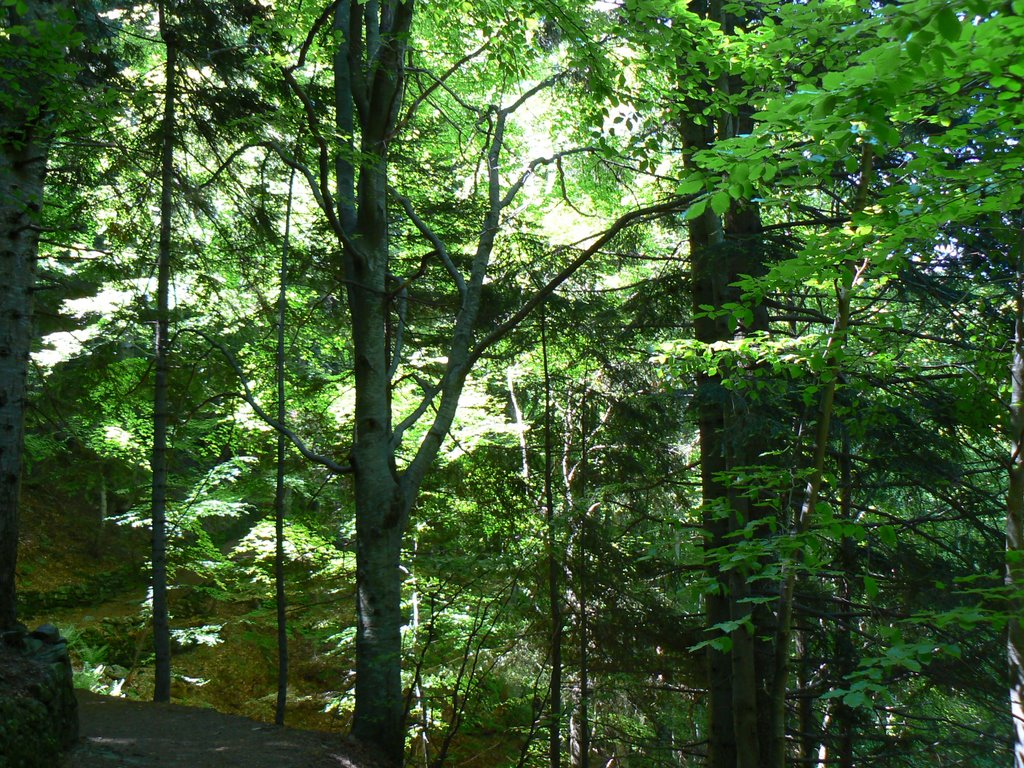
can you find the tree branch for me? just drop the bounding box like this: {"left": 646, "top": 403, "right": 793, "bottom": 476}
{"left": 389, "top": 185, "right": 467, "bottom": 299}
{"left": 468, "top": 195, "right": 692, "bottom": 367}
{"left": 394, "top": 36, "right": 493, "bottom": 135}
{"left": 184, "top": 329, "right": 353, "bottom": 475}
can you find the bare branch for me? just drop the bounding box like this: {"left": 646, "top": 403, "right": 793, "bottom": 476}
{"left": 184, "top": 329, "right": 353, "bottom": 475}
{"left": 388, "top": 284, "right": 408, "bottom": 380}
{"left": 295, "top": 0, "right": 343, "bottom": 69}
{"left": 389, "top": 185, "right": 467, "bottom": 299}
{"left": 391, "top": 379, "right": 442, "bottom": 450}
{"left": 279, "top": 67, "right": 346, "bottom": 229}
{"left": 395, "top": 36, "right": 493, "bottom": 134}
{"left": 192, "top": 143, "right": 263, "bottom": 190}
{"left": 498, "top": 72, "right": 566, "bottom": 117}
{"left": 499, "top": 146, "right": 599, "bottom": 210}
{"left": 468, "top": 195, "right": 692, "bottom": 366}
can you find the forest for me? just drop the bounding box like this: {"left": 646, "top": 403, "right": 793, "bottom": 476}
{"left": 1, "top": 0, "right": 1023, "bottom": 765}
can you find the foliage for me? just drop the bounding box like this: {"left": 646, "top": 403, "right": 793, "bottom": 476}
{"left": 5, "top": 0, "right": 1024, "bottom": 764}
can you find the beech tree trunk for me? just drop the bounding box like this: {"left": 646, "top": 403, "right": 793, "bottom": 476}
{"left": 308, "top": 4, "right": 683, "bottom": 760}
{"left": 329, "top": 4, "right": 416, "bottom": 760}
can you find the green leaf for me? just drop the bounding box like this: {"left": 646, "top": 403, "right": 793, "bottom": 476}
{"left": 814, "top": 94, "right": 838, "bottom": 119}
{"left": 738, "top": 595, "right": 778, "bottom": 605}
{"left": 934, "top": 7, "right": 961, "bottom": 42}
{"left": 711, "top": 191, "right": 731, "bottom": 216}
{"left": 864, "top": 574, "right": 879, "bottom": 599}
{"left": 905, "top": 37, "right": 923, "bottom": 63}
{"left": 685, "top": 198, "right": 708, "bottom": 220}
{"left": 678, "top": 175, "right": 705, "bottom": 195}
{"left": 842, "top": 690, "right": 868, "bottom": 708}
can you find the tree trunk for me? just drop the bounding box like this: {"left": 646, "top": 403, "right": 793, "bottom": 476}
{"left": 353, "top": 490, "right": 405, "bottom": 760}
{"left": 1007, "top": 229, "right": 1024, "bottom": 768}
{"left": 319, "top": 3, "right": 611, "bottom": 760}
{"left": 150, "top": 14, "right": 177, "bottom": 703}
{"left": 0, "top": 136, "right": 46, "bottom": 634}
{"left": 542, "top": 304, "right": 563, "bottom": 768}
{"left": 688, "top": 142, "right": 772, "bottom": 768}
{"left": 834, "top": 426, "right": 857, "bottom": 768}
{"left": 347, "top": 184, "right": 407, "bottom": 759}
{"left": 574, "top": 387, "right": 590, "bottom": 768}
{"left": 690, "top": 186, "right": 735, "bottom": 768}
{"left": 330, "top": 4, "right": 412, "bottom": 761}
{"left": 678, "top": 1, "right": 777, "bottom": 763}
{"left": 0, "top": 0, "right": 60, "bottom": 634}
{"left": 273, "top": 168, "right": 295, "bottom": 726}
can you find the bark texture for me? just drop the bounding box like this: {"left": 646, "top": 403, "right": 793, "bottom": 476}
{"left": 328, "top": 3, "right": 422, "bottom": 761}
{"left": 150, "top": 18, "right": 177, "bottom": 704}
{"left": 0, "top": 141, "right": 45, "bottom": 632}
{"left": 0, "top": 0, "right": 57, "bottom": 632}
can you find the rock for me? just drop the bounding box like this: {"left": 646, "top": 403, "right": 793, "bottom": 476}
{"left": 29, "top": 624, "right": 61, "bottom": 643}
{"left": 0, "top": 623, "right": 79, "bottom": 768}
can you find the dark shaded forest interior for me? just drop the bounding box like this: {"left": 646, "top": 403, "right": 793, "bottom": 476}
{"left": 2, "top": 0, "right": 1023, "bottom": 766}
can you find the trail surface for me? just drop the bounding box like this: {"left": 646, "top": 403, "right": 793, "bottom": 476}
{"left": 62, "top": 690, "right": 388, "bottom": 768}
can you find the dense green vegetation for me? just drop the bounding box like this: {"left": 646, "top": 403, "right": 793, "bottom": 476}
{"left": 3, "top": 0, "right": 1024, "bottom": 765}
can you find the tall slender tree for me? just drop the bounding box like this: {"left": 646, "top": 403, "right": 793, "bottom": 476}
{"left": 1006, "top": 222, "right": 1024, "bottom": 768}
{"left": 150, "top": 0, "right": 178, "bottom": 703}
{"left": 273, "top": 169, "right": 296, "bottom": 726}
{"left": 541, "top": 303, "right": 563, "bottom": 768}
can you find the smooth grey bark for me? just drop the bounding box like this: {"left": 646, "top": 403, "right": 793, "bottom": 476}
{"left": 150, "top": 14, "right": 177, "bottom": 703}
{"left": 0, "top": 0, "right": 58, "bottom": 632}
{"left": 327, "top": 4, "right": 415, "bottom": 760}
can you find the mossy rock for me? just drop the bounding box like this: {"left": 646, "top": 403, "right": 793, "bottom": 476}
{"left": 0, "top": 630, "right": 79, "bottom": 768}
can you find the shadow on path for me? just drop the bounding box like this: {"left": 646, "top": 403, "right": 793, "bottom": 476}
{"left": 62, "top": 690, "right": 389, "bottom": 768}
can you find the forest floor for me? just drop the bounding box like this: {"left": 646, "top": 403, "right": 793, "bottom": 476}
{"left": 62, "top": 690, "right": 391, "bottom": 768}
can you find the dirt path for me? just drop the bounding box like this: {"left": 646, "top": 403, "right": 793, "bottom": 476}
{"left": 62, "top": 690, "right": 390, "bottom": 768}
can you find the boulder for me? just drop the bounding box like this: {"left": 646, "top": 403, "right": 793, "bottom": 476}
{"left": 0, "top": 624, "right": 79, "bottom": 768}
